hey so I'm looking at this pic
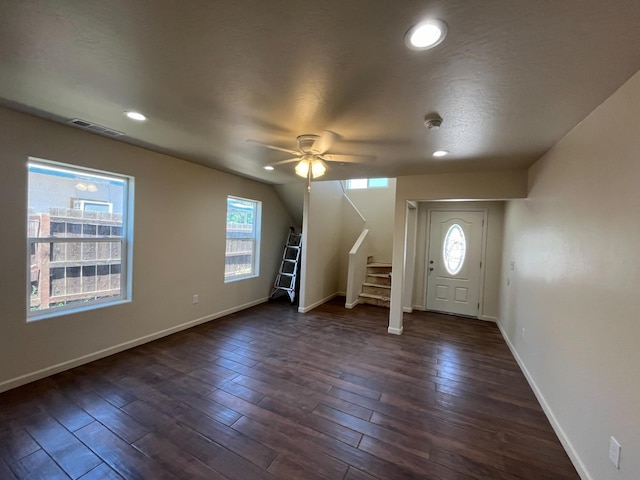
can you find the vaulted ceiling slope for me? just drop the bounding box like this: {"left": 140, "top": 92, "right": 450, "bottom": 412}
{"left": 1, "top": 1, "right": 640, "bottom": 184}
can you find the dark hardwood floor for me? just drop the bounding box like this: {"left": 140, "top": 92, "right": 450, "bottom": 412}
{"left": 0, "top": 297, "right": 580, "bottom": 479}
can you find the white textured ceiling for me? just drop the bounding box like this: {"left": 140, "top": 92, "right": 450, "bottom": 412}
{"left": 2, "top": 1, "right": 640, "bottom": 184}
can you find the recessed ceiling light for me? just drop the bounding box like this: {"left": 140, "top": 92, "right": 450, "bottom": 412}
{"left": 124, "top": 111, "right": 147, "bottom": 121}
{"left": 433, "top": 150, "right": 449, "bottom": 157}
{"left": 263, "top": 165, "right": 274, "bottom": 171}
{"left": 405, "top": 19, "right": 448, "bottom": 50}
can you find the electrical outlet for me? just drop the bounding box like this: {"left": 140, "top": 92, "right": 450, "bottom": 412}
{"left": 609, "top": 436, "right": 621, "bottom": 469}
{"left": 192, "top": 294, "right": 199, "bottom": 304}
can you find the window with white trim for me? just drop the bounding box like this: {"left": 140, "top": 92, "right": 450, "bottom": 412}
{"left": 345, "top": 178, "right": 389, "bottom": 189}
{"left": 443, "top": 224, "right": 466, "bottom": 275}
{"left": 27, "top": 159, "right": 134, "bottom": 320}
{"left": 225, "top": 196, "right": 261, "bottom": 281}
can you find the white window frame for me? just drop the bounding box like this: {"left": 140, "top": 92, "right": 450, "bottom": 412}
{"left": 26, "top": 158, "right": 134, "bottom": 321}
{"left": 345, "top": 178, "right": 389, "bottom": 189}
{"left": 225, "top": 195, "right": 261, "bottom": 282}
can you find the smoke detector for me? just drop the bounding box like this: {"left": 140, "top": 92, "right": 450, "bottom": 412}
{"left": 424, "top": 113, "right": 443, "bottom": 130}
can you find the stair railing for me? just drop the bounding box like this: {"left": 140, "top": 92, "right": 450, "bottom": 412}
{"left": 339, "top": 181, "right": 366, "bottom": 223}
{"left": 345, "top": 228, "right": 370, "bottom": 308}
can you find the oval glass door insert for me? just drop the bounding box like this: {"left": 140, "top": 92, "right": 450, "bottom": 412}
{"left": 443, "top": 224, "right": 466, "bottom": 275}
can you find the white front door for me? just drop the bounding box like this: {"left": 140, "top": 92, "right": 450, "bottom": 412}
{"left": 426, "top": 210, "right": 484, "bottom": 317}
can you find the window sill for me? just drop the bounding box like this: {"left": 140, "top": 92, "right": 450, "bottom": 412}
{"left": 224, "top": 273, "right": 259, "bottom": 284}
{"left": 27, "top": 298, "right": 131, "bottom": 323}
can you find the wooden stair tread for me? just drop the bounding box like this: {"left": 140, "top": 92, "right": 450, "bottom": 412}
{"left": 368, "top": 273, "right": 391, "bottom": 278}
{"left": 362, "top": 282, "right": 391, "bottom": 289}
{"left": 367, "top": 263, "right": 392, "bottom": 268}
{"left": 359, "top": 293, "right": 390, "bottom": 301}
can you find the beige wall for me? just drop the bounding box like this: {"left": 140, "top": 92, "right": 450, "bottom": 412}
{"left": 299, "top": 181, "right": 344, "bottom": 311}
{"left": 273, "top": 182, "right": 305, "bottom": 228}
{"left": 0, "top": 107, "right": 294, "bottom": 391}
{"left": 500, "top": 71, "right": 640, "bottom": 479}
{"left": 338, "top": 196, "right": 367, "bottom": 295}
{"left": 413, "top": 201, "right": 504, "bottom": 320}
{"left": 341, "top": 179, "right": 396, "bottom": 263}
{"left": 337, "top": 179, "right": 395, "bottom": 294}
{"left": 388, "top": 170, "right": 528, "bottom": 334}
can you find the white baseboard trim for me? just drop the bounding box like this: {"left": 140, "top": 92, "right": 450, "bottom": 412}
{"left": 298, "top": 292, "right": 339, "bottom": 313}
{"left": 496, "top": 321, "right": 591, "bottom": 480}
{"left": 345, "top": 299, "right": 359, "bottom": 309}
{"left": 387, "top": 326, "right": 403, "bottom": 335}
{"left": 479, "top": 314, "right": 498, "bottom": 322}
{"left": 402, "top": 307, "right": 413, "bottom": 313}
{"left": 0, "top": 297, "right": 269, "bottom": 394}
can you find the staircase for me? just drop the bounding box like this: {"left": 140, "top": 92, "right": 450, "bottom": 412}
{"left": 358, "top": 262, "right": 392, "bottom": 308}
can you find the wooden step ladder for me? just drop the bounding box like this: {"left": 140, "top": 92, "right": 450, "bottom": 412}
{"left": 270, "top": 227, "right": 302, "bottom": 303}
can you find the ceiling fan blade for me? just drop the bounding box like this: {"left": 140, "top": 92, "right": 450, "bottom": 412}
{"left": 270, "top": 158, "right": 301, "bottom": 166}
{"left": 320, "top": 153, "right": 375, "bottom": 164}
{"left": 246, "top": 139, "right": 300, "bottom": 156}
{"left": 311, "top": 130, "right": 337, "bottom": 154}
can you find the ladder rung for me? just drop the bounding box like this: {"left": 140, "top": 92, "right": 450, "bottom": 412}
{"left": 271, "top": 229, "right": 301, "bottom": 302}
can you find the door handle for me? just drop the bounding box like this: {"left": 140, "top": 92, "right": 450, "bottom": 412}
{"left": 429, "top": 267, "right": 434, "bottom": 271}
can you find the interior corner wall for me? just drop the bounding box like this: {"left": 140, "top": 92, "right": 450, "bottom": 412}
{"left": 0, "top": 106, "right": 294, "bottom": 392}
{"left": 500, "top": 70, "right": 640, "bottom": 479}
{"left": 342, "top": 179, "right": 396, "bottom": 263}
{"left": 413, "top": 201, "right": 504, "bottom": 320}
{"left": 338, "top": 196, "right": 366, "bottom": 295}
{"left": 298, "top": 180, "right": 343, "bottom": 312}
{"left": 273, "top": 182, "right": 305, "bottom": 229}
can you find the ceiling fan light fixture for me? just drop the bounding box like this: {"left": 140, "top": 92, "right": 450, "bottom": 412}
{"left": 263, "top": 165, "right": 274, "bottom": 171}
{"left": 311, "top": 159, "right": 327, "bottom": 178}
{"left": 295, "top": 159, "right": 310, "bottom": 178}
{"left": 297, "top": 134, "right": 320, "bottom": 154}
{"left": 433, "top": 150, "right": 449, "bottom": 157}
{"left": 295, "top": 157, "right": 327, "bottom": 179}
{"left": 405, "top": 19, "right": 448, "bottom": 50}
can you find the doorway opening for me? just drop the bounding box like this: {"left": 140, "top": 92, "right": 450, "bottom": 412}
{"left": 425, "top": 210, "right": 486, "bottom": 317}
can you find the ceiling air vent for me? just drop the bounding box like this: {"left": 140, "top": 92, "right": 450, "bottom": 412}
{"left": 68, "top": 119, "right": 124, "bottom": 137}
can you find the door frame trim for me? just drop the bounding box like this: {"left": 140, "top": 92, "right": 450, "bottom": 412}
{"left": 424, "top": 207, "right": 489, "bottom": 319}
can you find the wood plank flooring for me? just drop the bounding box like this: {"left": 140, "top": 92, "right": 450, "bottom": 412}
{"left": 0, "top": 297, "right": 580, "bottom": 479}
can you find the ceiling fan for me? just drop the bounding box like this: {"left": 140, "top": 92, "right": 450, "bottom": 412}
{"left": 247, "top": 131, "right": 371, "bottom": 190}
